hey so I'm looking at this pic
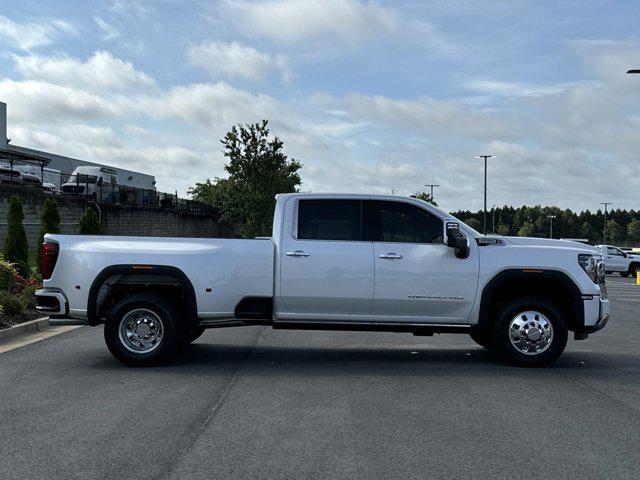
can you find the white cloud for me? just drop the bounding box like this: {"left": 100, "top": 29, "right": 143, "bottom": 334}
{"left": 462, "top": 79, "right": 575, "bottom": 98}
{"left": 13, "top": 51, "right": 155, "bottom": 92}
{"left": 93, "top": 16, "right": 121, "bottom": 41}
{"left": 335, "top": 92, "right": 509, "bottom": 139}
{"left": 188, "top": 41, "right": 291, "bottom": 83}
{"left": 0, "top": 15, "right": 77, "bottom": 51}
{"left": 220, "top": 0, "right": 398, "bottom": 43}
{"left": 138, "top": 82, "right": 279, "bottom": 128}
{"left": 0, "top": 79, "right": 121, "bottom": 122}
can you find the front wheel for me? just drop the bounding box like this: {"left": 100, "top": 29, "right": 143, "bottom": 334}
{"left": 104, "top": 293, "right": 183, "bottom": 366}
{"left": 492, "top": 297, "right": 567, "bottom": 367}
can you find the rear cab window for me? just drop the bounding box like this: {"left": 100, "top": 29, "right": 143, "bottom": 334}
{"left": 297, "top": 199, "right": 362, "bottom": 241}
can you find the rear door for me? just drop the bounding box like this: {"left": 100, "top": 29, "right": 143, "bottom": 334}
{"left": 278, "top": 199, "right": 375, "bottom": 319}
{"left": 365, "top": 200, "right": 479, "bottom": 322}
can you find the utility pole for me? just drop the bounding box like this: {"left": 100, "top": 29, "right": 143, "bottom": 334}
{"left": 424, "top": 184, "right": 439, "bottom": 203}
{"left": 601, "top": 202, "right": 612, "bottom": 243}
{"left": 476, "top": 155, "right": 494, "bottom": 234}
{"left": 547, "top": 215, "right": 556, "bottom": 239}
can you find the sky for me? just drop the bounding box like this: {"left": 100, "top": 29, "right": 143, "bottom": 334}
{"left": 0, "top": 0, "right": 639, "bottom": 212}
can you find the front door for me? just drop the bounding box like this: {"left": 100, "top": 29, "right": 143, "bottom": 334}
{"left": 278, "top": 199, "right": 374, "bottom": 319}
{"left": 365, "top": 200, "right": 479, "bottom": 323}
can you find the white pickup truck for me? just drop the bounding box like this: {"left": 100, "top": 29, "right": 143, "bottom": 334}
{"left": 36, "top": 193, "right": 610, "bottom": 367}
{"left": 595, "top": 244, "right": 640, "bottom": 277}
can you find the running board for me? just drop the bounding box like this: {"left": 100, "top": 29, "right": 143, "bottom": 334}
{"left": 48, "top": 317, "right": 89, "bottom": 326}
{"left": 272, "top": 320, "right": 471, "bottom": 336}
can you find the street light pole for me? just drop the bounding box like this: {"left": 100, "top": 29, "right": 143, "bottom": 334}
{"left": 476, "top": 155, "right": 494, "bottom": 234}
{"left": 601, "top": 202, "right": 612, "bottom": 243}
{"left": 424, "top": 184, "right": 439, "bottom": 202}
{"left": 547, "top": 215, "right": 556, "bottom": 239}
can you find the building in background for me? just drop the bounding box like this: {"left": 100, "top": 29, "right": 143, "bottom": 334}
{"left": 0, "top": 101, "right": 155, "bottom": 191}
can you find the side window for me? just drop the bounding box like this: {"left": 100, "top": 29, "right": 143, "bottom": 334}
{"left": 298, "top": 200, "right": 362, "bottom": 241}
{"left": 364, "top": 201, "right": 443, "bottom": 244}
{"left": 607, "top": 247, "right": 621, "bottom": 256}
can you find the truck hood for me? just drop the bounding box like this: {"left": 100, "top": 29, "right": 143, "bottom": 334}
{"left": 499, "top": 236, "right": 599, "bottom": 253}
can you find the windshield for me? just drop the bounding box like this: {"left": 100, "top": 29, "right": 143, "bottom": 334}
{"left": 67, "top": 174, "right": 98, "bottom": 184}
{"left": 412, "top": 198, "right": 482, "bottom": 238}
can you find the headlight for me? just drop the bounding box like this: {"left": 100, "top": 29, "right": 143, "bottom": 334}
{"left": 578, "top": 254, "right": 601, "bottom": 283}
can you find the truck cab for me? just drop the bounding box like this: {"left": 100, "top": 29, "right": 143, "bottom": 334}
{"left": 61, "top": 166, "right": 119, "bottom": 202}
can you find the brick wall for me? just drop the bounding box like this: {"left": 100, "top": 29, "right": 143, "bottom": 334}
{"left": 0, "top": 186, "right": 240, "bottom": 251}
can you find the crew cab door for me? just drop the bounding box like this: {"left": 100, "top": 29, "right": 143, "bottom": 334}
{"left": 365, "top": 200, "right": 479, "bottom": 323}
{"left": 604, "top": 246, "right": 627, "bottom": 271}
{"left": 278, "top": 199, "right": 374, "bottom": 319}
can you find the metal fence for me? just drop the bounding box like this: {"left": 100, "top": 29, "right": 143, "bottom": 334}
{"left": 0, "top": 159, "right": 218, "bottom": 217}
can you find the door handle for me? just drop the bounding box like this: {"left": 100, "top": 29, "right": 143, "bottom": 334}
{"left": 378, "top": 253, "right": 403, "bottom": 260}
{"left": 286, "top": 250, "right": 310, "bottom": 257}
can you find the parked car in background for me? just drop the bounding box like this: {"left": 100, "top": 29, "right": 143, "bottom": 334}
{"left": 595, "top": 244, "right": 640, "bottom": 276}
{"left": 17, "top": 164, "right": 43, "bottom": 186}
{"left": 38, "top": 193, "right": 610, "bottom": 368}
{"left": 61, "top": 166, "right": 119, "bottom": 202}
{"left": 0, "top": 163, "right": 24, "bottom": 184}
{"left": 42, "top": 182, "right": 59, "bottom": 195}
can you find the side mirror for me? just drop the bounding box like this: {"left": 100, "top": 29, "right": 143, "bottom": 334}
{"left": 444, "top": 221, "right": 470, "bottom": 259}
{"left": 97, "top": 178, "right": 103, "bottom": 185}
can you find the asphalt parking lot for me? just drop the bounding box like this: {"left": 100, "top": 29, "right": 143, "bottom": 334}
{"left": 1, "top": 276, "right": 638, "bottom": 480}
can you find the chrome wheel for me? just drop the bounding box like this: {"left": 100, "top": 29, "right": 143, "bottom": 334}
{"left": 508, "top": 310, "right": 553, "bottom": 355}
{"left": 118, "top": 308, "right": 164, "bottom": 354}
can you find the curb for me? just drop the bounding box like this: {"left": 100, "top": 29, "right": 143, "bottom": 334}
{"left": 0, "top": 317, "right": 50, "bottom": 342}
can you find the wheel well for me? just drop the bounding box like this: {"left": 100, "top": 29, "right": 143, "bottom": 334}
{"left": 88, "top": 265, "right": 197, "bottom": 327}
{"left": 478, "top": 270, "right": 583, "bottom": 332}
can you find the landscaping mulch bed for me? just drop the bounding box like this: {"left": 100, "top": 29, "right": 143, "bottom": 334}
{"left": 0, "top": 308, "right": 43, "bottom": 330}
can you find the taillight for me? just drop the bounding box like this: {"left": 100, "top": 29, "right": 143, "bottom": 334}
{"left": 41, "top": 242, "right": 59, "bottom": 280}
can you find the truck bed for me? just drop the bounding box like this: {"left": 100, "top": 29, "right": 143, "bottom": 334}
{"left": 44, "top": 234, "right": 275, "bottom": 319}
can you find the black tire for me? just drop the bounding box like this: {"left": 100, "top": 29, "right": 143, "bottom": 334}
{"left": 104, "top": 292, "right": 183, "bottom": 366}
{"left": 184, "top": 326, "right": 205, "bottom": 344}
{"left": 469, "top": 327, "right": 493, "bottom": 349}
{"left": 492, "top": 296, "right": 568, "bottom": 367}
{"left": 629, "top": 264, "right": 640, "bottom": 277}
{"left": 620, "top": 271, "right": 630, "bottom": 277}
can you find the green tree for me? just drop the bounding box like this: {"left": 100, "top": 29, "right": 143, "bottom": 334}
{"left": 627, "top": 219, "right": 640, "bottom": 244}
{"left": 463, "top": 218, "right": 482, "bottom": 231}
{"left": 496, "top": 224, "right": 510, "bottom": 236}
{"left": 412, "top": 191, "right": 438, "bottom": 206}
{"left": 3, "top": 195, "right": 29, "bottom": 276}
{"left": 518, "top": 222, "right": 535, "bottom": 237}
{"left": 37, "top": 198, "right": 61, "bottom": 273}
{"left": 189, "top": 120, "right": 302, "bottom": 238}
{"left": 606, "top": 219, "right": 622, "bottom": 244}
{"left": 79, "top": 207, "right": 101, "bottom": 234}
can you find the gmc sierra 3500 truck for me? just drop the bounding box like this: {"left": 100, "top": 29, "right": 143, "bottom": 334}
{"left": 36, "top": 193, "right": 610, "bottom": 367}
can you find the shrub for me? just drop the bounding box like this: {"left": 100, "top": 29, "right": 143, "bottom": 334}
{"left": 18, "top": 282, "right": 37, "bottom": 309}
{"left": 79, "top": 207, "right": 101, "bottom": 234}
{"left": 37, "top": 198, "right": 61, "bottom": 273}
{"left": 0, "top": 254, "right": 18, "bottom": 291}
{"left": 0, "top": 290, "right": 27, "bottom": 317}
{"left": 3, "top": 196, "right": 29, "bottom": 276}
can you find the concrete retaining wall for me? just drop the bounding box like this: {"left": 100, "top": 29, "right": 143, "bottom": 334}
{"left": 0, "top": 186, "right": 239, "bottom": 251}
